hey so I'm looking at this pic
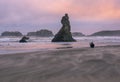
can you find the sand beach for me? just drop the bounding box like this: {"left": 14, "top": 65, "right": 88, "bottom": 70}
{"left": 0, "top": 45, "right": 120, "bottom": 82}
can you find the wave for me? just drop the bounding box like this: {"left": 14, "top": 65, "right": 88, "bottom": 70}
{"left": 0, "top": 36, "right": 120, "bottom": 43}
{"left": 0, "top": 36, "right": 120, "bottom": 54}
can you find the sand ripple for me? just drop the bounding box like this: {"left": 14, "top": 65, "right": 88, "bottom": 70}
{"left": 0, "top": 46, "right": 120, "bottom": 82}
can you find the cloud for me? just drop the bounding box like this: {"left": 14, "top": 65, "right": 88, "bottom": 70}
{"left": 0, "top": 0, "right": 120, "bottom": 22}
{"left": 0, "top": 0, "right": 120, "bottom": 34}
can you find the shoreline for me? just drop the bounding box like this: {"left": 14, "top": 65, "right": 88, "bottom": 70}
{"left": 1, "top": 44, "right": 120, "bottom": 55}
{"left": 0, "top": 45, "right": 120, "bottom": 82}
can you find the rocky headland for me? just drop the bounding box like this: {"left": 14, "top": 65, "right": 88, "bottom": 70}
{"left": 1, "top": 31, "right": 23, "bottom": 37}
{"left": 72, "top": 32, "right": 85, "bottom": 37}
{"left": 27, "top": 29, "right": 53, "bottom": 37}
{"left": 90, "top": 30, "right": 120, "bottom": 36}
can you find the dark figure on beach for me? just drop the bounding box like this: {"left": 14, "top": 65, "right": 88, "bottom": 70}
{"left": 19, "top": 36, "right": 29, "bottom": 43}
{"left": 90, "top": 42, "right": 95, "bottom": 48}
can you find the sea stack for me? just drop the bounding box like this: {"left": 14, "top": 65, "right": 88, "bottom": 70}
{"left": 19, "top": 36, "right": 29, "bottom": 43}
{"left": 52, "top": 14, "right": 76, "bottom": 42}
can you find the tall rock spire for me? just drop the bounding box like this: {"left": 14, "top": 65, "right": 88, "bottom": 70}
{"left": 52, "top": 14, "right": 76, "bottom": 42}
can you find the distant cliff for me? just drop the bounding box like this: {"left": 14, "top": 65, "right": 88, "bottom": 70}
{"left": 27, "top": 29, "right": 54, "bottom": 37}
{"left": 91, "top": 30, "right": 120, "bottom": 36}
{"left": 1, "top": 31, "right": 23, "bottom": 36}
{"left": 72, "top": 32, "right": 85, "bottom": 37}
{"left": 27, "top": 32, "right": 36, "bottom": 36}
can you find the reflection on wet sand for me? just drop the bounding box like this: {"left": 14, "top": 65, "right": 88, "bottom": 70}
{"left": 0, "top": 45, "right": 120, "bottom": 82}
{"left": 56, "top": 43, "right": 73, "bottom": 49}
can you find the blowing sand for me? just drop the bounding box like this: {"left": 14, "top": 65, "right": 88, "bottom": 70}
{"left": 0, "top": 45, "right": 120, "bottom": 82}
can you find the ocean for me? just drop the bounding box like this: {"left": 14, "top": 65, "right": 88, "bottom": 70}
{"left": 0, "top": 36, "right": 120, "bottom": 54}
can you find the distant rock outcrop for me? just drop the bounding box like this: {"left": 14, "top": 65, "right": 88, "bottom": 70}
{"left": 1, "top": 31, "right": 22, "bottom": 36}
{"left": 19, "top": 36, "right": 29, "bottom": 43}
{"left": 72, "top": 32, "right": 85, "bottom": 37}
{"left": 52, "top": 14, "right": 76, "bottom": 42}
{"left": 27, "top": 29, "right": 54, "bottom": 37}
{"left": 27, "top": 32, "right": 37, "bottom": 36}
{"left": 91, "top": 30, "right": 120, "bottom": 36}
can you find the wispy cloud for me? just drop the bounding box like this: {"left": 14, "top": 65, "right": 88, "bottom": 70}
{"left": 0, "top": 0, "right": 120, "bottom": 34}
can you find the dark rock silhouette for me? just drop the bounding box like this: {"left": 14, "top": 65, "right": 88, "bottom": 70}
{"left": 27, "top": 32, "right": 36, "bottom": 36}
{"left": 1, "top": 31, "right": 22, "bottom": 36}
{"left": 52, "top": 14, "right": 76, "bottom": 42}
{"left": 27, "top": 29, "right": 53, "bottom": 37}
{"left": 90, "top": 42, "right": 95, "bottom": 48}
{"left": 72, "top": 32, "right": 85, "bottom": 37}
{"left": 19, "top": 36, "right": 29, "bottom": 43}
{"left": 36, "top": 29, "right": 53, "bottom": 37}
{"left": 90, "top": 30, "right": 120, "bottom": 36}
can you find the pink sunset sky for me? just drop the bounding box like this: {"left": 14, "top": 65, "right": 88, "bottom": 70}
{"left": 0, "top": 0, "right": 120, "bottom": 35}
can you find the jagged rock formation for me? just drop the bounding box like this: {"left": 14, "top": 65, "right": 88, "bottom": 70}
{"left": 1, "top": 31, "right": 22, "bottom": 36}
{"left": 19, "top": 36, "right": 29, "bottom": 43}
{"left": 27, "top": 32, "right": 36, "bottom": 36}
{"left": 91, "top": 30, "right": 120, "bottom": 36}
{"left": 72, "top": 32, "right": 85, "bottom": 37}
{"left": 52, "top": 14, "right": 76, "bottom": 42}
{"left": 27, "top": 29, "right": 53, "bottom": 37}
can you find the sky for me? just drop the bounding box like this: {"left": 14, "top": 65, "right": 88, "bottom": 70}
{"left": 0, "top": 0, "right": 120, "bottom": 35}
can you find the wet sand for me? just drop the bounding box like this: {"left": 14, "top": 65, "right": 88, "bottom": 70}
{"left": 0, "top": 45, "right": 120, "bottom": 82}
